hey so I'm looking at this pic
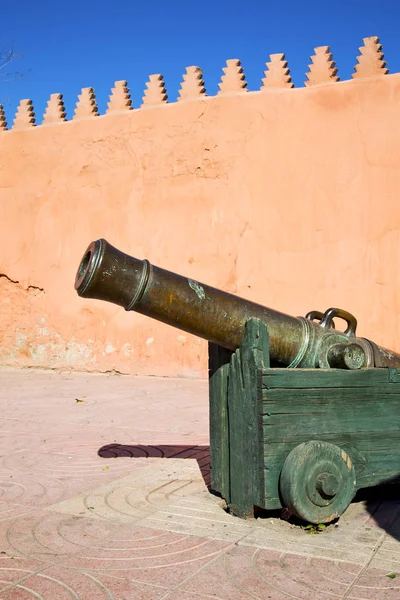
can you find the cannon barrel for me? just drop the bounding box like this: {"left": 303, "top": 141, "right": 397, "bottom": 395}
{"left": 75, "top": 239, "right": 400, "bottom": 370}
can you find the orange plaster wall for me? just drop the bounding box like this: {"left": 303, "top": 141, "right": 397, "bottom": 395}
{"left": 1, "top": 75, "right": 400, "bottom": 377}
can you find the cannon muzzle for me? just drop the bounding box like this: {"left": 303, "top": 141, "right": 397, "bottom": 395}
{"left": 75, "top": 239, "right": 400, "bottom": 370}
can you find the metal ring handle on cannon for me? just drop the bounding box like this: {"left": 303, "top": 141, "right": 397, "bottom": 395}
{"left": 319, "top": 308, "right": 357, "bottom": 337}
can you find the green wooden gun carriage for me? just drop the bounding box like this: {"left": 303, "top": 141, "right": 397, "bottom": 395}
{"left": 75, "top": 239, "right": 400, "bottom": 524}
{"left": 208, "top": 319, "right": 400, "bottom": 523}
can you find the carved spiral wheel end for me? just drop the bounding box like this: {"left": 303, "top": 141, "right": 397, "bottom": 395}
{"left": 280, "top": 441, "right": 356, "bottom": 524}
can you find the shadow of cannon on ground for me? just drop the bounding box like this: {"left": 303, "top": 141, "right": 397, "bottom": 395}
{"left": 98, "top": 443, "right": 211, "bottom": 489}
{"left": 355, "top": 476, "right": 400, "bottom": 542}
{"left": 97, "top": 443, "right": 400, "bottom": 541}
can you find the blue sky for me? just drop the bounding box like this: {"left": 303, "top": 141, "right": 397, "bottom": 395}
{"left": 2, "top": 1, "right": 400, "bottom": 123}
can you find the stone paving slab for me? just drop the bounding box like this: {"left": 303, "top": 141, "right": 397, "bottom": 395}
{"left": 0, "top": 367, "right": 399, "bottom": 599}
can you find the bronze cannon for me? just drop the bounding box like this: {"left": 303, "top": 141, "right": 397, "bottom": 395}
{"left": 75, "top": 239, "right": 400, "bottom": 524}
{"left": 75, "top": 238, "right": 400, "bottom": 371}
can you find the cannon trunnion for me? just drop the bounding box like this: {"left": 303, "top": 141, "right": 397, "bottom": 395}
{"left": 75, "top": 240, "right": 400, "bottom": 524}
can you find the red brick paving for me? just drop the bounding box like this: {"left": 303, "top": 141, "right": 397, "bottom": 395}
{"left": 0, "top": 367, "right": 398, "bottom": 599}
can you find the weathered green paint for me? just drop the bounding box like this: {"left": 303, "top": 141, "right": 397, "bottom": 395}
{"left": 262, "top": 367, "right": 392, "bottom": 388}
{"left": 208, "top": 318, "right": 400, "bottom": 524}
{"left": 227, "top": 319, "right": 269, "bottom": 517}
{"left": 208, "top": 342, "right": 232, "bottom": 501}
{"left": 388, "top": 368, "right": 400, "bottom": 382}
{"left": 280, "top": 441, "right": 357, "bottom": 523}
{"left": 261, "top": 367, "right": 400, "bottom": 509}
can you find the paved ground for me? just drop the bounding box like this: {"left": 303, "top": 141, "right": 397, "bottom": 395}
{"left": 0, "top": 367, "right": 399, "bottom": 599}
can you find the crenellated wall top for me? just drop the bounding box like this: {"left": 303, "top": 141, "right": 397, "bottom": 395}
{"left": 0, "top": 36, "right": 391, "bottom": 132}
